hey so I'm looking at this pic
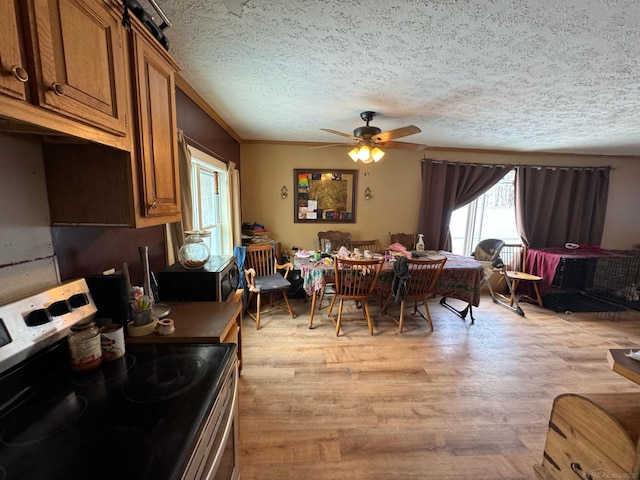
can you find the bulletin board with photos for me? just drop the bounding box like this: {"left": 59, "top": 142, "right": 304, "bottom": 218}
{"left": 293, "top": 169, "right": 357, "bottom": 223}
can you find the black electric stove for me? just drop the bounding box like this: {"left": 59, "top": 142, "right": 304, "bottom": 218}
{"left": 0, "top": 280, "right": 236, "bottom": 480}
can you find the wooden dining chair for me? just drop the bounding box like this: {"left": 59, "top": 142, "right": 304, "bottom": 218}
{"left": 327, "top": 257, "right": 384, "bottom": 336}
{"left": 382, "top": 257, "right": 447, "bottom": 332}
{"left": 244, "top": 243, "right": 296, "bottom": 329}
{"left": 318, "top": 231, "right": 351, "bottom": 252}
{"left": 490, "top": 243, "right": 543, "bottom": 315}
{"left": 316, "top": 231, "right": 352, "bottom": 309}
{"left": 389, "top": 233, "right": 416, "bottom": 250}
{"left": 351, "top": 239, "right": 380, "bottom": 253}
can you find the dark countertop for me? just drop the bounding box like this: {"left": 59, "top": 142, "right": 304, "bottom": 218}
{"left": 126, "top": 301, "right": 241, "bottom": 344}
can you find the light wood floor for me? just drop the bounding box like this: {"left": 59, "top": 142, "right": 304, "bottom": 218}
{"left": 237, "top": 294, "right": 640, "bottom": 480}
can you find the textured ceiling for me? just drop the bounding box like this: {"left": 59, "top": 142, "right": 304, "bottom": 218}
{"left": 142, "top": 0, "right": 640, "bottom": 156}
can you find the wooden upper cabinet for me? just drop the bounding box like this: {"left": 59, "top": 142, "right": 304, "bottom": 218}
{"left": 129, "top": 18, "right": 180, "bottom": 219}
{"left": 28, "top": 0, "right": 129, "bottom": 136}
{"left": 0, "top": 0, "right": 29, "bottom": 101}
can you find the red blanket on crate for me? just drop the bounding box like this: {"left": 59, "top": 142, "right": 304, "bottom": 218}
{"left": 526, "top": 246, "right": 631, "bottom": 297}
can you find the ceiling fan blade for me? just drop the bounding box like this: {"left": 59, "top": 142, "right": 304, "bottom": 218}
{"left": 321, "top": 128, "right": 360, "bottom": 141}
{"left": 378, "top": 140, "right": 426, "bottom": 151}
{"left": 309, "top": 143, "right": 354, "bottom": 150}
{"left": 372, "top": 125, "right": 421, "bottom": 143}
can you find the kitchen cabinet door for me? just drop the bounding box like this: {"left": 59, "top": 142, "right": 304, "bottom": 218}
{"left": 29, "top": 0, "right": 129, "bottom": 136}
{"left": 130, "top": 21, "right": 181, "bottom": 219}
{"left": 0, "top": 0, "right": 29, "bottom": 101}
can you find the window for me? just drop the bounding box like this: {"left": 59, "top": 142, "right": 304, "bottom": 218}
{"left": 189, "top": 146, "right": 232, "bottom": 256}
{"left": 449, "top": 169, "right": 520, "bottom": 255}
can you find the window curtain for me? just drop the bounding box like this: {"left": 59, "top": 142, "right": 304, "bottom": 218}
{"left": 418, "top": 159, "right": 514, "bottom": 251}
{"left": 515, "top": 165, "right": 610, "bottom": 247}
{"left": 168, "top": 129, "right": 193, "bottom": 264}
{"left": 227, "top": 161, "right": 242, "bottom": 247}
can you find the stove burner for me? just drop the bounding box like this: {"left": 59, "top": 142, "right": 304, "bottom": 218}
{"left": 71, "top": 354, "right": 136, "bottom": 387}
{"left": 123, "top": 354, "right": 207, "bottom": 403}
{"left": 1, "top": 393, "right": 87, "bottom": 446}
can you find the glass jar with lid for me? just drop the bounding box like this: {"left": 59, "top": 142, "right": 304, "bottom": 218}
{"left": 68, "top": 319, "right": 102, "bottom": 371}
{"left": 178, "top": 231, "right": 211, "bottom": 269}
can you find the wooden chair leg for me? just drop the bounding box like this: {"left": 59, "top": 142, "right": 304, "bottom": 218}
{"left": 246, "top": 291, "right": 254, "bottom": 316}
{"left": 317, "top": 287, "right": 325, "bottom": 309}
{"left": 282, "top": 292, "right": 295, "bottom": 318}
{"left": 398, "top": 300, "right": 405, "bottom": 333}
{"left": 335, "top": 299, "right": 344, "bottom": 336}
{"left": 327, "top": 295, "right": 337, "bottom": 318}
{"left": 533, "top": 282, "right": 543, "bottom": 307}
{"left": 510, "top": 280, "right": 520, "bottom": 306}
{"left": 308, "top": 291, "right": 317, "bottom": 328}
{"left": 255, "top": 293, "right": 261, "bottom": 330}
{"left": 423, "top": 299, "right": 434, "bottom": 331}
{"left": 382, "top": 293, "right": 392, "bottom": 314}
{"left": 363, "top": 300, "right": 373, "bottom": 335}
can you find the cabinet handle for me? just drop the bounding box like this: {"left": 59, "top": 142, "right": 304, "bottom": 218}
{"left": 570, "top": 463, "right": 593, "bottom": 480}
{"left": 50, "top": 82, "right": 64, "bottom": 96}
{"left": 150, "top": 202, "right": 158, "bottom": 210}
{"left": 10, "top": 65, "right": 28, "bottom": 83}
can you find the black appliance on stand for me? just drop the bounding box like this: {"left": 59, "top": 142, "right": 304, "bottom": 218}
{"left": 157, "top": 255, "right": 239, "bottom": 302}
{"left": 0, "top": 279, "right": 239, "bottom": 480}
{"left": 85, "top": 273, "right": 130, "bottom": 325}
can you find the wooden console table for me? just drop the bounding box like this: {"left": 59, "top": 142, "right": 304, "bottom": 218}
{"left": 607, "top": 348, "right": 640, "bottom": 386}
{"left": 126, "top": 301, "right": 243, "bottom": 370}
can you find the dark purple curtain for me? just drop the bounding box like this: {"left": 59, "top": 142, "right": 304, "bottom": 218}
{"left": 418, "top": 160, "right": 514, "bottom": 250}
{"left": 515, "top": 165, "right": 610, "bottom": 248}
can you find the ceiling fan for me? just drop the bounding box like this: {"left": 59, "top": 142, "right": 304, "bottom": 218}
{"left": 318, "top": 111, "right": 425, "bottom": 163}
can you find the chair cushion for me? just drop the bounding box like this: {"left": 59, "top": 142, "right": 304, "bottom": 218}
{"left": 254, "top": 274, "right": 291, "bottom": 292}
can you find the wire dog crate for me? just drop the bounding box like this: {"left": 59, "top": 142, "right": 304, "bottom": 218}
{"left": 545, "top": 251, "right": 640, "bottom": 320}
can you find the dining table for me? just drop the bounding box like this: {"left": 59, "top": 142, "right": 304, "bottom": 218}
{"left": 294, "top": 250, "right": 485, "bottom": 326}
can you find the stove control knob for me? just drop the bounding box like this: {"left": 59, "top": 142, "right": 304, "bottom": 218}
{"left": 24, "top": 308, "right": 53, "bottom": 326}
{"left": 48, "top": 300, "right": 71, "bottom": 317}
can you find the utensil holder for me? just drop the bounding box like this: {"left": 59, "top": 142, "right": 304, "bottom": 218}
{"left": 131, "top": 308, "right": 153, "bottom": 326}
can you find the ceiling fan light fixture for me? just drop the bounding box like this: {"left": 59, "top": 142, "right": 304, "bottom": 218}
{"left": 357, "top": 145, "right": 371, "bottom": 161}
{"left": 346, "top": 145, "right": 384, "bottom": 163}
{"left": 371, "top": 147, "right": 385, "bottom": 162}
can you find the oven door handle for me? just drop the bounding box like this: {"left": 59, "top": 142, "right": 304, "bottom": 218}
{"left": 203, "top": 367, "right": 238, "bottom": 480}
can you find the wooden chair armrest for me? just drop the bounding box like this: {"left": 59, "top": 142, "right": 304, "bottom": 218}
{"left": 244, "top": 268, "right": 257, "bottom": 288}
{"left": 276, "top": 262, "right": 294, "bottom": 278}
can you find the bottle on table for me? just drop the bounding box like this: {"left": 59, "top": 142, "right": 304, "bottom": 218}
{"left": 416, "top": 234, "right": 425, "bottom": 251}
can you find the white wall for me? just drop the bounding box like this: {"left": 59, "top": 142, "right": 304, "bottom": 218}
{"left": 0, "top": 134, "right": 59, "bottom": 304}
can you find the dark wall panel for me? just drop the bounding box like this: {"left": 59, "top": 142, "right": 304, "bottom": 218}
{"left": 175, "top": 88, "right": 240, "bottom": 167}
{"left": 52, "top": 226, "right": 166, "bottom": 285}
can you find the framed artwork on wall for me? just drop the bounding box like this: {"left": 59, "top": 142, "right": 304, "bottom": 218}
{"left": 293, "top": 169, "right": 357, "bottom": 223}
